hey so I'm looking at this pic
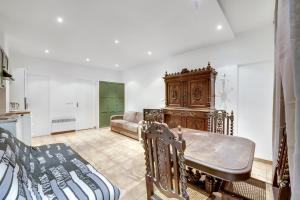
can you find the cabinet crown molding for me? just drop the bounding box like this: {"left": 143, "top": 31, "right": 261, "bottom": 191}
{"left": 164, "top": 62, "right": 217, "bottom": 79}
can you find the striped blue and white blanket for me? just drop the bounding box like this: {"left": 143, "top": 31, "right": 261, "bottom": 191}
{"left": 0, "top": 128, "right": 120, "bottom": 200}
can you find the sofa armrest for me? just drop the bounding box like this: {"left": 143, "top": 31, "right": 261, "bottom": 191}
{"left": 137, "top": 120, "right": 144, "bottom": 142}
{"left": 110, "top": 115, "right": 123, "bottom": 121}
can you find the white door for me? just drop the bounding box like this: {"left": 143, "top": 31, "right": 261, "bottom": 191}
{"left": 27, "top": 75, "right": 50, "bottom": 137}
{"left": 75, "top": 79, "right": 96, "bottom": 130}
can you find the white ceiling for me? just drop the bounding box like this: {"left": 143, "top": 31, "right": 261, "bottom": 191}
{"left": 0, "top": 0, "right": 274, "bottom": 70}
{"left": 218, "top": 0, "right": 275, "bottom": 33}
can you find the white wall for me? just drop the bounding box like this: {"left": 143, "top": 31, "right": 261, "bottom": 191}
{"left": 238, "top": 61, "right": 274, "bottom": 160}
{"left": 0, "top": 31, "right": 4, "bottom": 48}
{"left": 9, "top": 53, "right": 123, "bottom": 135}
{"left": 0, "top": 30, "right": 9, "bottom": 114}
{"left": 124, "top": 25, "right": 273, "bottom": 110}
{"left": 123, "top": 25, "right": 274, "bottom": 160}
{"left": 215, "top": 65, "right": 238, "bottom": 133}
{"left": 0, "top": 32, "right": 6, "bottom": 112}
{"left": 0, "top": 30, "right": 9, "bottom": 53}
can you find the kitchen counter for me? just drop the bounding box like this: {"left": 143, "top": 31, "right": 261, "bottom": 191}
{"left": 0, "top": 111, "right": 32, "bottom": 145}
{"left": 0, "top": 111, "right": 31, "bottom": 117}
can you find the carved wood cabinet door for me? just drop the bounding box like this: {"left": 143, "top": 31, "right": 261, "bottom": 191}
{"left": 188, "top": 79, "right": 209, "bottom": 108}
{"left": 186, "top": 117, "right": 207, "bottom": 130}
{"left": 164, "top": 115, "right": 182, "bottom": 128}
{"left": 167, "top": 82, "right": 181, "bottom": 107}
{"left": 163, "top": 65, "right": 217, "bottom": 131}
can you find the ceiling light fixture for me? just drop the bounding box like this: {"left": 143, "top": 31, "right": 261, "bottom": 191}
{"left": 114, "top": 39, "right": 119, "bottom": 44}
{"left": 216, "top": 25, "right": 223, "bottom": 30}
{"left": 147, "top": 51, "right": 152, "bottom": 56}
{"left": 85, "top": 58, "right": 90, "bottom": 62}
{"left": 115, "top": 64, "right": 120, "bottom": 67}
{"left": 44, "top": 49, "right": 49, "bottom": 54}
{"left": 56, "top": 17, "right": 64, "bottom": 23}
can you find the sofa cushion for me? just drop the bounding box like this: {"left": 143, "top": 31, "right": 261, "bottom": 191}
{"left": 111, "top": 119, "right": 138, "bottom": 133}
{"left": 123, "top": 111, "right": 136, "bottom": 122}
{"left": 111, "top": 119, "right": 128, "bottom": 128}
{"left": 122, "top": 122, "right": 139, "bottom": 133}
{"left": 134, "top": 112, "right": 143, "bottom": 123}
{"left": 0, "top": 127, "right": 120, "bottom": 200}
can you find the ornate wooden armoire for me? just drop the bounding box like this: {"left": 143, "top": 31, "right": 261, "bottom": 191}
{"left": 162, "top": 63, "right": 217, "bottom": 131}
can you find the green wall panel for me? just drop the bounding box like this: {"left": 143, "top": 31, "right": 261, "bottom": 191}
{"left": 99, "top": 81, "right": 125, "bottom": 128}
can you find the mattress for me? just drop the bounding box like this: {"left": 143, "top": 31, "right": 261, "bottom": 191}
{"left": 0, "top": 128, "right": 120, "bottom": 200}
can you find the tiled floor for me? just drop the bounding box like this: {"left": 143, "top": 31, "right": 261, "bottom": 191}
{"left": 32, "top": 128, "right": 274, "bottom": 200}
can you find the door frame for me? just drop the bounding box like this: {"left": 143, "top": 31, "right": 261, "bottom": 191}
{"left": 75, "top": 79, "right": 97, "bottom": 131}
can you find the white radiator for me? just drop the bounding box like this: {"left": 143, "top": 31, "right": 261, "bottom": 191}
{"left": 51, "top": 118, "right": 76, "bottom": 133}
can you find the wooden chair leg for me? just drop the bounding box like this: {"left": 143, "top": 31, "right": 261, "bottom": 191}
{"left": 218, "top": 180, "right": 227, "bottom": 192}
{"left": 211, "top": 180, "right": 227, "bottom": 200}
{"left": 146, "top": 175, "right": 154, "bottom": 200}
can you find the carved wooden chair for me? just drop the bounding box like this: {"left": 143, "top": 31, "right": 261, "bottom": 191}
{"left": 273, "top": 125, "right": 291, "bottom": 199}
{"left": 141, "top": 122, "right": 189, "bottom": 200}
{"left": 143, "top": 109, "right": 163, "bottom": 123}
{"left": 208, "top": 110, "right": 234, "bottom": 135}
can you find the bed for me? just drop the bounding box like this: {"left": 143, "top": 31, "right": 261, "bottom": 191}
{"left": 0, "top": 127, "right": 120, "bottom": 200}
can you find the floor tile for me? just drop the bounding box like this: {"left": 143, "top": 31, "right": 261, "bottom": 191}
{"left": 32, "top": 128, "right": 274, "bottom": 200}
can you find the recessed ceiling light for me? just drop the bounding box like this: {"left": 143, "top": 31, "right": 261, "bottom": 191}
{"left": 56, "top": 17, "right": 64, "bottom": 23}
{"left": 44, "top": 49, "right": 49, "bottom": 54}
{"left": 85, "top": 58, "right": 90, "bottom": 62}
{"left": 216, "top": 25, "right": 223, "bottom": 30}
{"left": 115, "top": 64, "right": 120, "bottom": 67}
{"left": 114, "top": 40, "right": 119, "bottom": 44}
{"left": 147, "top": 51, "right": 152, "bottom": 56}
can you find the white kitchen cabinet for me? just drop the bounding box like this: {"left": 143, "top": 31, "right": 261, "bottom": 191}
{"left": 0, "top": 113, "right": 32, "bottom": 146}
{"left": 18, "top": 114, "right": 32, "bottom": 145}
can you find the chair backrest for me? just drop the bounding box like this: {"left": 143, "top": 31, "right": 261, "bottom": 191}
{"left": 142, "top": 122, "right": 189, "bottom": 200}
{"left": 208, "top": 110, "right": 234, "bottom": 135}
{"left": 273, "top": 125, "right": 291, "bottom": 199}
{"left": 143, "top": 109, "right": 163, "bottom": 123}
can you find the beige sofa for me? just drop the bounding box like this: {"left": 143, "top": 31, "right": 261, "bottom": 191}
{"left": 110, "top": 111, "right": 143, "bottom": 140}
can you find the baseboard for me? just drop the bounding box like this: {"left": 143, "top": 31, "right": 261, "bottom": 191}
{"left": 254, "top": 157, "right": 273, "bottom": 165}
{"left": 51, "top": 130, "right": 75, "bottom": 135}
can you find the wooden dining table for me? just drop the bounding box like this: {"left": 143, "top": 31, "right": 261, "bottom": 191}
{"left": 171, "top": 128, "right": 256, "bottom": 182}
